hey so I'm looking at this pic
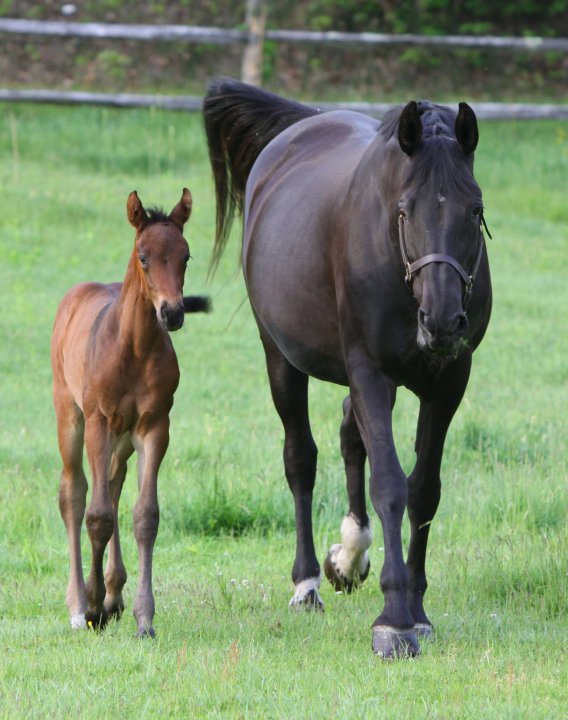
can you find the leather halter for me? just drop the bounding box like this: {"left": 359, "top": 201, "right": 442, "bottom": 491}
{"left": 398, "top": 211, "right": 486, "bottom": 307}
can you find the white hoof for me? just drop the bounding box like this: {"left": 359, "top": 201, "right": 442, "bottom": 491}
{"left": 70, "top": 614, "right": 87, "bottom": 630}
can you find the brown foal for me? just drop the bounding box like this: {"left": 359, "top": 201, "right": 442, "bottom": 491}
{"left": 51, "top": 188, "right": 193, "bottom": 636}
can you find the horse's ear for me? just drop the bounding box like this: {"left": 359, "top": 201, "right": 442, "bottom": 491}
{"left": 398, "top": 101, "right": 422, "bottom": 156}
{"left": 455, "top": 102, "right": 479, "bottom": 156}
{"left": 169, "top": 188, "right": 193, "bottom": 229}
{"left": 127, "top": 191, "right": 149, "bottom": 232}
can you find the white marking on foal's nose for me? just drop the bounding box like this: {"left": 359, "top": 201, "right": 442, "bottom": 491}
{"left": 437, "top": 193, "right": 446, "bottom": 203}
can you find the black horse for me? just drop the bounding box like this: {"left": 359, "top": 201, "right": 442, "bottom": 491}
{"left": 203, "top": 79, "right": 492, "bottom": 658}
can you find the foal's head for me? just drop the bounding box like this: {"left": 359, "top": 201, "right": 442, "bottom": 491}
{"left": 395, "top": 101, "right": 484, "bottom": 356}
{"left": 127, "top": 188, "right": 192, "bottom": 332}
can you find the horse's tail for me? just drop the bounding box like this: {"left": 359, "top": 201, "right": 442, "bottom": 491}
{"left": 203, "top": 77, "right": 319, "bottom": 276}
{"left": 183, "top": 295, "right": 211, "bottom": 313}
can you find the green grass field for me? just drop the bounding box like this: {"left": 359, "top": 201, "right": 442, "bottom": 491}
{"left": 0, "top": 104, "right": 566, "bottom": 718}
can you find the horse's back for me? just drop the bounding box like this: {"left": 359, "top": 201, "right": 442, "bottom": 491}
{"left": 51, "top": 282, "right": 121, "bottom": 408}
{"left": 242, "top": 110, "right": 379, "bottom": 382}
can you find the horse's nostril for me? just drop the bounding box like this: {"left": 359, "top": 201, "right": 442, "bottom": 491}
{"left": 454, "top": 312, "right": 468, "bottom": 335}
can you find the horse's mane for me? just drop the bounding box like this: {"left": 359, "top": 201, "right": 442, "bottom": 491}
{"left": 380, "top": 101, "right": 481, "bottom": 199}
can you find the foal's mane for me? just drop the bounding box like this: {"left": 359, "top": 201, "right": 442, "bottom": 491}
{"left": 380, "top": 101, "right": 481, "bottom": 198}
{"left": 144, "top": 207, "right": 170, "bottom": 225}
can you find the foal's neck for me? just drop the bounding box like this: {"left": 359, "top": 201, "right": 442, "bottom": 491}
{"left": 114, "top": 252, "right": 165, "bottom": 357}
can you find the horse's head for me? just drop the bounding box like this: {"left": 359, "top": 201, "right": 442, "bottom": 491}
{"left": 127, "top": 188, "right": 192, "bottom": 332}
{"left": 396, "top": 100, "right": 485, "bottom": 357}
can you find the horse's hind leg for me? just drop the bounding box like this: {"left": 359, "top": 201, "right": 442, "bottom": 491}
{"left": 262, "top": 335, "right": 322, "bottom": 609}
{"left": 406, "top": 355, "right": 471, "bottom": 638}
{"left": 55, "top": 395, "right": 88, "bottom": 629}
{"left": 324, "top": 394, "right": 372, "bottom": 592}
{"left": 103, "top": 437, "right": 134, "bottom": 620}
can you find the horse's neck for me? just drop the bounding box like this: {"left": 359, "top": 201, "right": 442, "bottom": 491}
{"left": 112, "top": 260, "right": 163, "bottom": 358}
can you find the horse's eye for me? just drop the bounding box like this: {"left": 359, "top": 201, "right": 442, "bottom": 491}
{"left": 139, "top": 254, "right": 148, "bottom": 268}
{"left": 183, "top": 253, "right": 191, "bottom": 265}
{"left": 472, "top": 207, "right": 483, "bottom": 217}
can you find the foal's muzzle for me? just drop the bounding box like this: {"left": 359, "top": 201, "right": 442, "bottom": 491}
{"left": 159, "top": 301, "right": 185, "bottom": 331}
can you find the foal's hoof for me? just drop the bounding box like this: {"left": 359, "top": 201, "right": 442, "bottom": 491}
{"left": 85, "top": 608, "right": 109, "bottom": 631}
{"left": 372, "top": 625, "right": 420, "bottom": 659}
{"left": 324, "top": 547, "right": 370, "bottom": 593}
{"left": 135, "top": 626, "right": 156, "bottom": 639}
{"left": 414, "top": 622, "right": 435, "bottom": 640}
{"left": 104, "top": 597, "right": 125, "bottom": 620}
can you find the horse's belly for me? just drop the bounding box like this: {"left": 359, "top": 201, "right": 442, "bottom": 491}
{"left": 244, "top": 244, "right": 347, "bottom": 384}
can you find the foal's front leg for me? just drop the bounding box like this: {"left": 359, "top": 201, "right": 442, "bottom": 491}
{"left": 131, "top": 416, "right": 169, "bottom": 637}
{"left": 104, "top": 435, "right": 134, "bottom": 619}
{"left": 84, "top": 412, "right": 115, "bottom": 628}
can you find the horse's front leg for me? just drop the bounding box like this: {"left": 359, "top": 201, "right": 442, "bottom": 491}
{"left": 131, "top": 415, "right": 169, "bottom": 637}
{"left": 347, "top": 352, "right": 418, "bottom": 658}
{"left": 407, "top": 354, "right": 472, "bottom": 638}
{"left": 324, "top": 394, "right": 372, "bottom": 593}
{"left": 84, "top": 411, "right": 114, "bottom": 629}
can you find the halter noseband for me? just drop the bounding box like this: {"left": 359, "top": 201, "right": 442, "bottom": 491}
{"left": 398, "top": 211, "right": 488, "bottom": 307}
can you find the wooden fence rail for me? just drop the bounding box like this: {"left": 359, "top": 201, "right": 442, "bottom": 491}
{"left": 1, "top": 15, "right": 567, "bottom": 119}
{"left": 1, "top": 89, "right": 567, "bottom": 121}
{"left": 0, "top": 17, "right": 567, "bottom": 51}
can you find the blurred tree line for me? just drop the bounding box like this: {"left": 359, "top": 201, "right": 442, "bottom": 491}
{"left": 1, "top": 0, "right": 566, "bottom": 100}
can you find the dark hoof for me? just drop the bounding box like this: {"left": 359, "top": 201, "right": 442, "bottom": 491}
{"left": 372, "top": 625, "right": 420, "bottom": 659}
{"left": 324, "top": 551, "right": 370, "bottom": 593}
{"left": 135, "top": 626, "right": 156, "bottom": 639}
{"left": 104, "top": 599, "right": 125, "bottom": 620}
{"left": 414, "top": 622, "right": 434, "bottom": 640}
{"left": 85, "top": 609, "right": 109, "bottom": 631}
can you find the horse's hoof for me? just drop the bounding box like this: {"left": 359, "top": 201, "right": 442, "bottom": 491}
{"left": 414, "top": 622, "right": 434, "bottom": 640}
{"left": 289, "top": 588, "right": 324, "bottom": 611}
{"left": 324, "top": 549, "right": 370, "bottom": 593}
{"left": 372, "top": 625, "right": 420, "bottom": 659}
{"left": 135, "top": 626, "right": 156, "bottom": 639}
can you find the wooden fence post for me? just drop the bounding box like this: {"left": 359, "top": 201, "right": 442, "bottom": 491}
{"left": 241, "top": 0, "right": 266, "bottom": 86}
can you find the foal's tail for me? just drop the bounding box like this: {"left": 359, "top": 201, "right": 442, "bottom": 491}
{"left": 203, "top": 77, "right": 319, "bottom": 276}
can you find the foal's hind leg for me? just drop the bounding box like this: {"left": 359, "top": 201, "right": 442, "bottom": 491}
{"left": 406, "top": 355, "right": 472, "bottom": 638}
{"left": 103, "top": 436, "right": 134, "bottom": 620}
{"left": 324, "top": 395, "right": 372, "bottom": 592}
{"left": 56, "top": 396, "right": 89, "bottom": 629}
{"left": 262, "top": 335, "right": 322, "bottom": 609}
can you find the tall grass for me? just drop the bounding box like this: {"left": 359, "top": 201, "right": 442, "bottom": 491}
{"left": 0, "top": 105, "right": 566, "bottom": 718}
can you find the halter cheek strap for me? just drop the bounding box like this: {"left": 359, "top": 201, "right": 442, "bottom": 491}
{"left": 398, "top": 213, "right": 485, "bottom": 307}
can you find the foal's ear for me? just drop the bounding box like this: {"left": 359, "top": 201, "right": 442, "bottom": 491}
{"left": 127, "top": 191, "right": 149, "bottom": 232}
{"left": 169, "top": 188, "right": 193, "bottom": 229}
{"left": 455, "top": 102, "right": 479, "bottom": 156}
{"left": 398, "top": 101, "right": 422, "bottom": 156}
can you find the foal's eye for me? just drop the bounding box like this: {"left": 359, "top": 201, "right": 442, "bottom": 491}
{"left": 183, "top": 253, "right": 191, "bottom": 265}
{"left": 138, "top": 254, "right": 148, "bottom": 269}
{"left": 472, "top": 207, "right": 483, "bottom": 217}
